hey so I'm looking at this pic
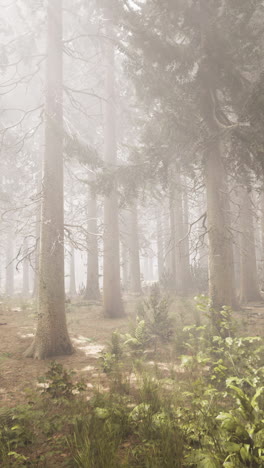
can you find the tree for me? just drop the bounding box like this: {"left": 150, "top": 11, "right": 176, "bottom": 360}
{"left": 22, "top": 238, "right": 30, "bottom": 297}
{"left": 109, "top": 0, "right": 263, "bottom": 308}
{"left": 69, "top": 246, "right": 77, "bottom": 297}
{"left": 5, "top": 227, "right": 14, "bottom": 296}
{"left": 102, "top": 13, "right": 124, "bottom": 317}
{"left": 84, "top": 181, "right": 100, "bottom": 301}
{"left": 239, "top": 186, "right": 262, "bottom": 303}
{"left": 25, "top": 0, "right": 73, "bottom": 359}
{"left": 127, "top": 201, "right": 141, "bottom": 294}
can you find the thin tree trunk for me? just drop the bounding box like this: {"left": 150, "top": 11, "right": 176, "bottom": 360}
{"left": 143, "top": 257, "right": 149, "bottom": 282}
{"left": 5, "top": 228, "right": 14, "bottom": 296}
{"left": 164, "top": 199, "right": 172, "bottom": 285}
{"left": 121, "top": 240, "right": 129, "bottom": 291}
{"left": 182, "top": 182, "right": 193, "bottom": 293}
{"left": 25, "top": 0, "right": 72, "bottom": 359}
{"left": 103, "top": 16, "right": 124, "bottom": 317}
{"left": 32, "top": 216, "right": 40, "bottom": 298}
{"left": 84, "top": 187, "right": 100, "bottom": 301}
{"left": 22, "top": 238, "right": 30, "bottom": 297}
{"left": 128, "top": 202, "right": 141, "bottom": 294}
{"left": 169, "top": 186, "right": 177, "bottom": 291}
{"left": 156, "top": 207, "right": 164, "bottom": 283}
{"left": 261, "top": 192, "right": 264, "bottom": 291}
{"left": 32, "top": 158, "right": 42, "bottom": 298}
{"left": 148, "top": 256, "right": 154, "bottom": 282}
{"left": 174, "top": 174, "right": 192, "bottom": 295}
{"left": 239, "top": 187, "right": 262, "bottom": 303}
{"left": 69, "top": 246, "right": 77, "bottom": 297}
{"left": 205, "top": 143, "right": 238, "bottom": 310}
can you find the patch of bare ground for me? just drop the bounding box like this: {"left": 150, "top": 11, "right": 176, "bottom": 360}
{"left": 1, "top": 296, "right": 263, "bottom": 409}
{"left": 0, "top": 299, "right": 134, "bottom": 408}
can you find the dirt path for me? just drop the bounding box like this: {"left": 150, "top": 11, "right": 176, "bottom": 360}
{"left": 0, "top": 301, "right": 132, "bottom": 408}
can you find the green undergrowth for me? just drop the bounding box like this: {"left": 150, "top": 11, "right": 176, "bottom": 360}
{"left": 1, "top": 290, "right": 264, "bottom": 467}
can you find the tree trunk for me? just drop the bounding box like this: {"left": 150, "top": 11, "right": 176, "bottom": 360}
{"left": 205, "top": 143, "right": 238, "bottom": 310}
{"left": 169, "top": 186, "right": 177, "bottom": 291}
{"left": 25, "top": 0, "right": 72, "bottom": 359}
{"left": 32, "top": 216, "right": 40, "bottom": 298}
{"left": 22, "top": 238, "right": 30, "bottom": 297}
{"left": 128, "top": 203, "right": 141, "bottom": 294}
{"left": 156, "top": 207, "right": 164, "bottom": 283}
{"left": 5, "top": 228, "right": 14, "bottom": 296}
{"left": 84, "top": 187, "right": 100, "bottom": 301}
{"left": 181, "top": 182, "right": 193, "bottom": 293}
{"left": 148, "top": 256, "right": 154, "bottom": 282}
{"left": 239, "top": 187, "right": 262, "bottom": 303}
{"left": 32, "top": 159, "right": 42, "bottom": 298}
{"left": 121, "top": 240, "right": 129, "bottom": 291}
{"left": 163, "top": 200, "right": 172, "bottom": 286}
{"left": 174, "top": 174, "right": 192, "bottom": 295}
{"left": 69, "top": 246, "right": 77, "bottom": 297}
{"left": 261, "top": 192, "right": 264, "bottom": 291}
{"left": 102, "top": 17, "right": 124, "bottom": 317}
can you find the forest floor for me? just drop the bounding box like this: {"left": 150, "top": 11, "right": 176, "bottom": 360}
{"left": 0, "top": 296, "right": 264, "bottom": 409}
{"left": 0, "top": 296, "right": 140, "bottom": 408}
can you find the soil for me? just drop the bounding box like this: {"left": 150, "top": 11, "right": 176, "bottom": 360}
{"left": 0, "top": 297, "right": 263, "bottom": 409}
{"left": 0, "top": 298, "right": 138, "bottom": 408}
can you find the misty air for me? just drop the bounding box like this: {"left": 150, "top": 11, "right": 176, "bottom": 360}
{"left": 0, "top": 1, "right": 264, "bottom": 466}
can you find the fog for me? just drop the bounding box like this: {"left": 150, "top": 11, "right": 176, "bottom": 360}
{"left": 0, "top": 1, "right": 264, "bottom": 465}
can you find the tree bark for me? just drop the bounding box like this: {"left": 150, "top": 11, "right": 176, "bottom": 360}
{"left": 121, "top": 240, "right": 129, "bottom": 291}
{"left": 205, "top": 143, "right": 238, "bottom": 310}
{"left": 128, "top": 202, "right": 141, "bottom": 294}
{"left": 182, "top": 182, "right": 193, "bottom": 292}
{"left": 84, "top": 186, "right": 100, "bottom": 301}
{"left": 156, "top": 207, "right": 164, "bottom": 283}
{"left": 239, "top": 187, "right": 262, "bottom": 303}
{"left": 69, "top": 246, "right": 77, "bottom": 297}
{"left": 22, "top": 238, "right": 30, "bottom": 297}
{"left": 169, "top": 185, "right": 177, "bottom": 291}
{"left": 102, "top": 16, "right": 124, "bottom": 317}
{"left": 261, "top": 192, "right": 264, "bottom": 291}
{"left": 25, "top": 0, "right": 73, "bottom": 359}
{"left": 5, "top": 228, "right": 14, "bottom": 296}
{"left": 174, "top": 174, "right": 192, "bottom": 295}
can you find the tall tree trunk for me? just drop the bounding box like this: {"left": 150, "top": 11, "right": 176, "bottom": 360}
{"left": 69, "top": 246, "right": 77, "bottom": 297}
{"left": 84, "top": 187, "right": 100, "bottom": 301}
{"left": 121, "top": 240, "right": 129, "bottom": 291}
{"left": 205, "top": 143, "right": 238, "bottom": 310}
{"left": 181, "top": 182, "right": 193, "bottom": 292}
{"left": 169, "top": 186, "right": 177, "bottom": 291}
{"left": 163, "top": 199, "right": 172, "bottom": 286}
{"left": 239, "top": 187, "right": 262, "bottom": 303}
{"left": 261, "top": 191, "right": 264, "bottom": 291}
{"left": 32, "top": 216, "right": 40, "bottom": 298}
{"left": 128, "top": 203, "right": 141, "bottom": 294}
{"left": 22, "top": 238, "right": 30, "bottom": 297}
{"left": 103, "top": 17, "right": 124, "bottom": 318}
{"left": 196, "top": 190, "right": 209, "bottom": 293}
{"left": 199, "top": 1, "right": 238, "bottom": 311}
{"left": 5, "top": 228, "right": 14, "bottom": 296}
{"left": 174, "top": 174, "right": 192, "bottom": 295}
{"left": 32, "top": 159, "right": 42, "bottom": 298}
{"left": 148, "top": 256, "right": 154, "bottom": 282}
{"left": 25, "top": 0, "right": 72, "bottom": 359}
{"left": 156, "top": 207, "right": 164, "bottom": 283}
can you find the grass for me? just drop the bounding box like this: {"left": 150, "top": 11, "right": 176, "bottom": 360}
{"left": 0, "top": 293, "right": 264, "bottom": 466}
